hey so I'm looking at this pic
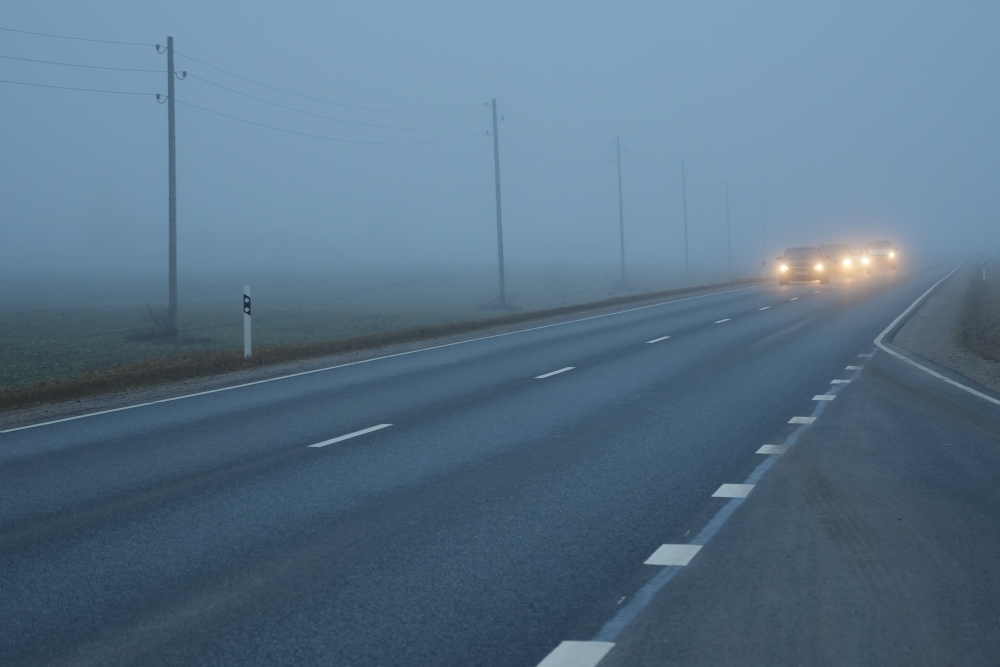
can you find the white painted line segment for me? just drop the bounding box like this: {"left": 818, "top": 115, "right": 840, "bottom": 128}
{"left": 713, "top": 483, "right": 754, "bottom": 498}
{"left": 812, "top": 395, "right": 836, "bottom": 401}
{"left": 714, "top": 318, "right": 731, "bottom": 324}
{"left": 845, "top": 365, "right": 863, "bottom": 370}
{"left": 788, "top": 416, "right": 816, "bottom": 424}
{"left": 858, "top": 353, "right": 873, "bottom": 357}
{"left": 646, "top": 336, "right": 671, "bottom": 344}
{"left": 814, "top": 290, "right": 822, "bottom": 293}
{"left": 645, "top": 544, "right": 702, "bottom": 566}
{"left": 831, "top": 379, "right": 851, "bottom": 384}
{"left": 874, "top": 261, "right": 1000, "bottom": 408}
{"left": 757, "top": 444, "right": 788, "bottom": 455}
{"left": 789, "top": 297, "right": 799, "bottom": 301}
{"left": 536, "top": 367, "right": 575, "bottom": 379}
{"left": 758, "top": 306, "right": 770, "bottom": 310}
{"left": 536, "top": 641, "right": 615, "bottom": 667}
{"left": 308, "top": 424, "right": 392, "bottom": 448}
{"left": 1, "top": 282, "right": 772, "bottom": 434}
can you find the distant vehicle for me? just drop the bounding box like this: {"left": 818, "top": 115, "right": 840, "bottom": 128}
{"left": 820, "top": 244, "right": 853, "bottom": 275}
{"left": 866, "top": 238, "right": 898, "bottom": 269}
{"left": 850, "top": 247, "right": 872, "bottom": 274}
{"left": 778, "top": 247, "right": 828, "bottom": 285}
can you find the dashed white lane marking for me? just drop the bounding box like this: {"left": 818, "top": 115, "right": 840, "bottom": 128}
{"left": 713, "top": 483, "right": 755, "bottom": 498}
{"left": 846, "top": 365, "right": 863, "bottom": 370}
{"left": 814, "top": 290, "right": 822, "bottom": 293}
{"left": 831, "top": 379, "right": 851, "bottom": 384}
{"left": 308, "top": 424, "right": 392, "bottom": 448}
{"left": 757, "top": 444, "right": 788, "bottom": 454}
{"left": 535, "top": 641, "right": 615, "bottom": 667}
{"left": 645, "top": 544, "right": 702, "bottom": 566}
{"left": 758, "top": 306, "right": 770, "bottom": 310}
{"left": 788, "top": 416, "right": 816, "bottom": 424}
{"left": 714, "top": 318, "right": 731, "bottom": 324}
{"left": 832, "top": 285, "right": 839, "bottom": 288}
{"left": 646, "top": 336, "right": 671, "bottom": 344}
{"left": 858, "top": 353, "right": 873, "bottom": 357}
{"left": 789, "top": 297, "right": 799, "bottom": 301}
{"left": 536, "top": 367, "right": 575, "bottom": 379}
{"left": 812, "top": 394, "right": 836, "bottom": 401}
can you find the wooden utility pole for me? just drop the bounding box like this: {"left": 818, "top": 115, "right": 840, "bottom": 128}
{"left": 166, "top": 36, "right": 178, "bottom": 335}
{"left": 725, "top": 179, "right": 732, "bottom": 276}
{"left": 616, "top": 137, "right": 625, "bottom": 285}
{"left": 681, "top": 159, "right": 689, "bottom": 276}
{"left": 491, "top": 99, "right": 506, "bottom": 307}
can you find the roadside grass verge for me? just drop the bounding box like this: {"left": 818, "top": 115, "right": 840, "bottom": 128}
{"left": 957, "top": 259, "right": 1000, "bottom": 362}
{"left": 0, "top": 278, "right": 759, "bottom": 412}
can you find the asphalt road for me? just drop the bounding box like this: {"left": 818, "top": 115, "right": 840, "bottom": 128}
{"left": 0, "top": 263, "right": 968, "bottom": 667}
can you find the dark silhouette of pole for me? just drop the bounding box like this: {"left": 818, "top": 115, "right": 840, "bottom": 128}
{"left": 725, "top": 179, "right": 732, "bottom": 275}
{"left": 681, "top": 159, "right": 689, "bottom": 276}
{"left": 491, "top": 99, "right": 506, "bottom": 307}
{"left": 166, "top": 36, "right": 178, "bottom": 335}
{"left": 616, "top": 137, "right": 625, "bottom": 285}
{"left": 761, "top": 197, "right": 767, "bottom": 279}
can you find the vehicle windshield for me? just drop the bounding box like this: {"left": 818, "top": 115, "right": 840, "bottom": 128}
{"left": 820, "top": 245, "right": 850, "bottom": 256}
{"left": 784, "top": 247, "right": 822, "bottom": 259}
{"left": 867, "top": 239, "right": 893, "bottom": 249}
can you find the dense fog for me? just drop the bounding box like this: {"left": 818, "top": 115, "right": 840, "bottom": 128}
{"left": 2, "top": 1, "right": 998, "bottom": 286}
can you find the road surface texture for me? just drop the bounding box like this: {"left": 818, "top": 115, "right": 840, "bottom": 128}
{"left": 2, "top": 262, "right": 986, "bottom": 667}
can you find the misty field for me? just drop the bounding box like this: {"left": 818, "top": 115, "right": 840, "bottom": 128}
{"left": 0, "top": 265, "right": 737, "bottom": 390}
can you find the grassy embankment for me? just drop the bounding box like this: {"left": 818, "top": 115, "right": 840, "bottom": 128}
{"left": 1, "top": 267, "right": 758, "bottom": 411}
{"left": 957, "top": 258, "right": 1000, "bottom": 361}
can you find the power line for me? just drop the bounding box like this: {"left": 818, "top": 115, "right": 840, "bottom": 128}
{"left": 186, "top": 72, "right": 487, "bottom": 131}
{"left": 0, "top": 26, "right": 153, "bottom": 47}
{"left": 177, "top": 99, "right": 488, "bottom": 146}
{"left": 0, "top": 53, "right": 163, "bottom": 72}
{"left": 175, "top": 49, "right": 483, "bottom": 116}
{"left": 0, "top": 77, "right": 156, "bottom": 95}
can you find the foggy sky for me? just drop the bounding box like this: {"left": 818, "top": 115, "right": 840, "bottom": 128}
{"left": 2, "top": 1, "right": 998, "bottom": 278}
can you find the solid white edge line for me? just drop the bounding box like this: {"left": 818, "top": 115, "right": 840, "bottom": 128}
{"left": 535, "top": 641, "right": 615, "bottom": 667}
{"left": 536, "top": 367, "right": 575, "bottom": 379}
{"left": 714, "top": 318, "right": 731, "bottom": 324}
{"left": 874, "top": 261, "right": 1000, "bottom": 408}
{"left": 1, "top": 282, "right": 773, "bottom": 434}
{"left": 646, "top": 335, "right": 671, "bottom": 343}
{"left": 308, "top": 424, "right": 392, "bottom": 448}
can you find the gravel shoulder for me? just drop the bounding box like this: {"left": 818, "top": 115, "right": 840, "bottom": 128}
{"left": 894, "top": 261, "right": 1000, "bottom": 393}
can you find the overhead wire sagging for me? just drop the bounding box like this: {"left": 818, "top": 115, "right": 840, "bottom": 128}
{"left": 174, "top": 50, "right": 483, "bottom": 116}
{"left": 177, "top": 99, "right": 488, "bottom": 146}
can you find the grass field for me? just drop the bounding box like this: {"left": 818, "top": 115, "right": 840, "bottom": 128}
{"left": 958, "top": 257, "right": 1000, "bottom": 362}
{"left": 1, "top": 264, "right": 739, "bottom": 391}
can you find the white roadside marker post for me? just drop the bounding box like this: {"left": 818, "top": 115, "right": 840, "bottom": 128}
{"left": 243, "top": 285, "right": 252, "bottom": 359}
{"left": 983, "top": 258, "right": 987, "bottom": 281}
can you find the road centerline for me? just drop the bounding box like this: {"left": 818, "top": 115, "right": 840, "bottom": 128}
{"left": 536, "top": 367, "right": 575, "bottom": 379}
{"left": 308, "top": 424, "right": 392, "bottom": 448}
{"left": 646, "top": 336, "right": 671, "bottom": 344}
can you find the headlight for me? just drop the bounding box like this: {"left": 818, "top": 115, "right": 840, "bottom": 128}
{"left": 780, "top": 264, "right": 789, "bottom": 271}
{"left": 862, "top": 257, "right": 870, "bottom": 265}
{"left": 843, "top": 259, "right": 851, "bottom": 267}
{"left": 889, "top": 251, "right": 895, "bottom": 258}
{"left": 815, "top": 264, "right": 824, "bottom": 271}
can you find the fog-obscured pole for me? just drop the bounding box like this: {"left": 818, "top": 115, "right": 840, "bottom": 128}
{"left": 616, "top": 137, "right": 625, "bottom": 285}
{"left": 681, "top": 159, "right": 690, "bottom": 276}
{"left": 761, "top": 197, "right": 767, "bottom": 279}
{"left": 167, "top": 36, "right": 178, "bottom": 335}
{"left": 725, "top": 179, "right": 732, "bottom": 276}
{"left": 491, "top": 99, "right": 506, "bottom": 307}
